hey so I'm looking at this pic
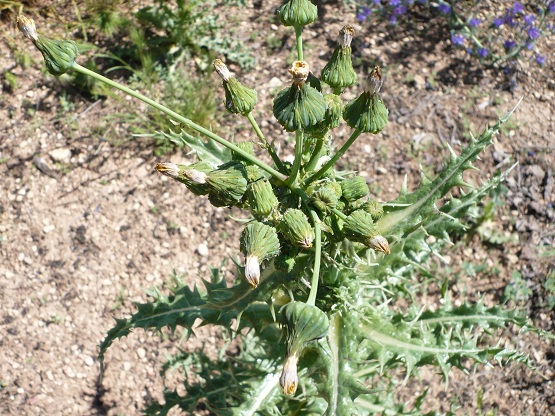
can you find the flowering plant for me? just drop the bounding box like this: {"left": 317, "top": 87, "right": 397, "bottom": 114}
{"left": 18, "top": 2, "right": 551, "bottom": 414}
{"left": 356, "top": 0, "right": 555, "bottom": 68}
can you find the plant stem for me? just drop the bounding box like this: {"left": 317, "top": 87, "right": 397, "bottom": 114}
{"left": 287, "top": 129, "right": 304, "bottom": 186}
{"left": 306, "top": 209, "right": 322, "bottom": 306}
{"left": 305, "top": 138, "right": 325, "bottom": 173}
{"left": 71, "top": 63, "right": 288, "bottom": 183}
{"left": 294, "top": 25, "right": 303, "bottom": 62}
{"left": 246, "top": 113, "right": 287, "bottom": 174}
{"left": 304, "top": 129, "right": 363, "bottom": 186}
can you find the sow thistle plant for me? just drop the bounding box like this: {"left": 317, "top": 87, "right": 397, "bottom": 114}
{"left": 19, "top": 5, "right": 551, "bottom": 415}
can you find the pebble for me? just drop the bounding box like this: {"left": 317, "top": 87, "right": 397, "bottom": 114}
{"left": 49, "top": 148, "right": 72, "bottom": 164}
{"left": 197, "top": 243, "right": 209, "bottom": 257}
{"left": 136, "top": 348, "right": 146, "bottom": 359}
{"left": 84, "top": 355, "right": 94, "bottom": 367}
{"left": 268, "top": 77, "right": 283, "bottom": 89}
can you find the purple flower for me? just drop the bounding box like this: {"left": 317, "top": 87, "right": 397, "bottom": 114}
{"left": 526, "top": 42, "right": 534, "bottom": 50}
{"left": 389, "top": 0, "right": 400, "bottom": 6}
{"left": 393, "top": 5, "right": 407, "bottom": 15}
{"left": 477, "top": 47, "right": 488, "bottom": 58}
{"left": 512, "top": 2, "right": 524, "bottom": 13}
{"left": 438, "top": 3, "right": 451, "bottom": 14}
{"left": 466, "top": 47, "right": 473, "bottom": 55}
{"left": 451, "top": 33, "right": 465, "bottom": 46}
{"left": 357, "top": 6, "right": 372, "bottom": 22}
{"left": 504, "top": 39, "right": 517, "bottom": 49}
{"left": 549, "top": 2, "right": 555, "bottom": 14}
{"left": 523, "top": 14, "right": 536, "bottom": 25}
{"left": 527, "top": 27, "right": 540, "bottom": 39}
{"left": 493, "top": 17, "right": 504, "bottom": 27}
{"left": 373, "top": 0, "right": 381, "bottom": 4}
{"left": 389, "top": 14, "right": 398, "bottom": 24}
{"left": 536, "top": 54, "right": 546, "bottom": 65}
{"left": 469, "top": 18, "right": 481, "bottom": 27}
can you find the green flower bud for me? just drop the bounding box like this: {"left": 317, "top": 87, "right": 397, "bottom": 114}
{"left": 280, "top": 209, "right": 314, "bottom": 248}
{"left": 18, "top": 15, "right": 79, "bottom": 76}
{"left": 321, "top": 25, "right": 357, "bottom": 90}
{"left": 277, "top": 0, "right": 318, "bottom": 27}
{"left": 273, "top": 61, "right": 327, "bottom": 132}
{"left": 247, "top": 178, "right": 279, "bottom": 219}
{"left": 343, "top": 210, "right": 390, "bottom": 254}
{"left": 232, "top": 141, "right": 255, "bottom": 165}
{"left": 280, "top": 301, "right": 329, "bottom": 356}
{"left": 155, "top": 161, "right": 211, "bottom": 196}
{"left": 306, "top": 93, "right": 344, "bottom": 138}
{"left": 206, "top": 161, "right": 248, "bottom": 207}
{"left": 240, "top": 222, "right": 280, "bottom": 288}
{"left": 341, "top": 176, "right": 369, "bottom": 202}
{"left": 343, "top": 66, "right": 388, "bottom": 134}
{"left": 245, "top": 165, "right": 264, "bottom": 183}
{"left": 311, "top": 186, "right": 339, "bottom": 213}
{"left": 360, "top": 199, "right": 384, "bottom": 221}
{"left": 322, "top": 211, "right": 344, "bottom": 242}
{"left": 213, "top": 59, "right": 257, "bottom": 115}
{"left": 343, "top": 209, "right": 376, "bottom": 245}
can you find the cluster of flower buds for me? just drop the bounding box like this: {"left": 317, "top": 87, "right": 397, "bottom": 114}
{"left": 17, "top": 15, "right": 79, "bottom": 76}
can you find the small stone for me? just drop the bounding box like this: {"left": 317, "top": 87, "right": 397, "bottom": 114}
{"left": 43, "top": 225, "right": 55, "bottom": 234}
{"left": 84, "top": 355, "right": 94, "bottom": 367}
{"left": 268, "top": 77, "right": 283, "bottom": 89}
{"left": 64, "top": 366, "right": 75, "bottom": 378}
{"left": 197, "top": 243, "right": 209, "bottom": 257}
{"left": 137, "top": 348, "right": 146, "bottom": 359}
{"left": 49, "top": 148, "right": 72, "bottom": 164}
{"left": 17, "top": 387, "right": 24, "bottom": 394}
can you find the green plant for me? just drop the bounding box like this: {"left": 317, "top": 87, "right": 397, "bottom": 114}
{"left": 18, "top": 5, "right": 552, "bottom": 415}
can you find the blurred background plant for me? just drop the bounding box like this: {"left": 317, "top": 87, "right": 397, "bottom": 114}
{"left": 354, "top": 0, "right": 554, "bottom": 71}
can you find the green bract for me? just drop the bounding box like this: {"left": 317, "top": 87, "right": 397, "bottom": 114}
{"left": 247, "top": 178, "right": 279, "bottom": 219}
{"left": 280, "top": 208, "right": 314, "bottom": 248}
{"left": 341, "top": 175, "right": 369, "bottom": 202}
{"left": 206, "top": 161, "right": 248, "bottom": 207}
{"left": 343, "top": 67, "right": 388, "bottom": 134}
{"left": 17, "top": 15, "right": 78, "bottom": 76}
{"left": 277, "top": 0, "right": 318, "bottom": 27}
{"left": 214, "top": 59, "right": 258, "bottom": 115}
{"left": 321, "top": 25, "right": 357, "bottom": 90}
{"left": 240, "top": 222, "right": 280, "bottom": 287}
{"left": 273, "top": 61, "right": 327, "bottom": 132}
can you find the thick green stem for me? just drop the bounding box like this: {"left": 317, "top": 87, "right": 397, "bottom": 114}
{"left": 304, "top": 129, "right": 363, "bottom": 186}
{"left": 306, "top": 209, "right": 322, "bottom": 306}
{"left": 305, "top": 138, "right": 325, "bottom": 173}
{"left": 287, "top": 129, "right": 304, "bottom": 186}
{"left": 294, "top": 25, "right": 303, "bottom": 62}
{"left": 71, "top": 63, "right": 288, "bottom": 183}
{"left": 246, "top": 113, "right": 287, "bottom": 174}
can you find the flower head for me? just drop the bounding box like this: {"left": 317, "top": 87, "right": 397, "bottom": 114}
{"left": 438, "top": 3, "right": 451, "bottom": 14}
{"left": 503, "top": 39, "right": 517, "bottom": 50}
{"left": 469, "top": 18, "right": 481, "bottom": 27}
{"left": 493, "top": 17, "right": 504, "bottom": 28}
{"left": 535, "top": 54, "right": 546, "bottom": 65}
{"left": 512, "top": 2, "right": 524, "bottom": 14}
{"left": 527, "top": 27, "right": 540, "bottom": 39}
{"left": 451, "top": 33, "right": 465, "bottom": 46}
{"left": 477, "top": 47, "right": 489, "bottom": 58}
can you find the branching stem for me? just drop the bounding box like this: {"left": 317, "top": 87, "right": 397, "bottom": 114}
{"left": 246, "top": 113, "right": 287, "bottom": 174}
{"left": 304, "top": 129, "right": 363, "bottom": 185}
{"left": 71, "top": 63, "right": 288, "bottom": 183}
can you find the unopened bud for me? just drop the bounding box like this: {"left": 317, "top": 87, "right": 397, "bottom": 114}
{"left": 277, "top": 0, "right": 318, "bottom": 28}
{"left": 280, "top": 353, "right": 299, "bottom": 395}
{"left": 280, "top": 209, "right": 314, "bottom": 248}
{"left": 240, "top": 222, "right": 280, "bottom": 287}
{"left": 321, "top": 25, "right": 357, "bottom": 90}
{"left": 206, "top": 161, "right": 248, "bottom": 207}
{"left": 273, "top": 62, "right": 327, "bottom": 132}
{"left": 343, "top": 66, "right": 388, "bottom": 134}
{"left": 18, "top": 15, "right": 79, "bottom": 76}
{"left": 155, "top": 161, "right": 211, "bottom": 195}
{"left": 213, "top": 59, "right": 257, "bottom": 115}
{"left": 341, "top": 176, "right": 369, "bottom": 202}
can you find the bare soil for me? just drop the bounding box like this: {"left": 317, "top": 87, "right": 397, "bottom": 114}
{"left": 1, "top": 1, "right": 554, "bottom": 415}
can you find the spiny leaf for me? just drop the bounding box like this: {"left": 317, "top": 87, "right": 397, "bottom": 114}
{"left": 154, "top": 128, "right": 232, "bottom": 167}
